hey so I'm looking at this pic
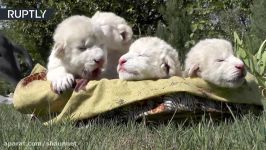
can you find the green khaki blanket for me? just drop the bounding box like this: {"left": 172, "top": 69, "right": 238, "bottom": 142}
{"left": 13, "top": 64, "right": 264, "bottom": 125}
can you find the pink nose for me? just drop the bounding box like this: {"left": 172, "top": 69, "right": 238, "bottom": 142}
{"left": 235, "top": 63, "right": 244, "bottom": 70}
{"left": 119, "top": 58, "right": 127, "bottom": 66}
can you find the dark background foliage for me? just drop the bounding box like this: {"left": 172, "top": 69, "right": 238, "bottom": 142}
{"left": 0, "top": 0, "right": 254, "bottom": 64}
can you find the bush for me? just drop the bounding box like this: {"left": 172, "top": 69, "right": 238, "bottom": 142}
{"left": 234, "top": 32, "right": 266, "bottom": 96}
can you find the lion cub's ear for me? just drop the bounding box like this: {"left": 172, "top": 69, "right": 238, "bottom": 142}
{"left": 187, "top": 63, "right": 200, "bottom": 77}
{"left": 117, "top": 24, "right": 133, "bottom": 42}
{"left": 162, "top": 55, "right": 178, "bottom": 76}
{"left": 52, "top": 42, "right": 66, "bottom": 57}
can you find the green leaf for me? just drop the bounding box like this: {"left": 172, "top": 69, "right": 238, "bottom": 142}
{"left": 256, "top": 39, "right": 266, "bottom": 60}
{"left": 234, "top": 32, "right": 243, "bottom": 46}
{"left": 259, "top": 52, "right": 266, "bottom": 75}
{"left": 239, "top": 48, "right": 247, "bottom": 58}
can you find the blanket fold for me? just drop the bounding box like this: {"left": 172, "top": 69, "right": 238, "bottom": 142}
{"left": 13, "top": 64, "right": 263, "bottom": 125}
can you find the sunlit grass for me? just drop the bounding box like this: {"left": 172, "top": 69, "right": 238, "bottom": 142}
{"left": 1, "top": 104, "right": 266, "bottom": 149}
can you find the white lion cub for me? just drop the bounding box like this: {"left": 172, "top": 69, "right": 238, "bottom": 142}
{"left": 184, "top": 38, "right": 246, "bottom": 88}
{"left": 118, "top": 37, "right": 182, "bottom": 80}
{"left": 47, "top": 15, "right": 107, "bottom": 93}
{"left": 91, "top": 11, "right": 133, "bottom": 79}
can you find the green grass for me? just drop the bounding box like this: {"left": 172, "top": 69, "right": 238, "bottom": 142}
{"left": 1, "top": 104, "right": 266, "bottom": 149}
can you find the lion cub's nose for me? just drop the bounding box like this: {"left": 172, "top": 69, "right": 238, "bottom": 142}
{"left": 119, "top": 58, "right": 127, "bottom": 66}
{"left": 235, "top": 63, "right": 244, "bottom": 71}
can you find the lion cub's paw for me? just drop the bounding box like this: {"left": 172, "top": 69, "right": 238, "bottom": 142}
{"left": 51, "top": 73, "right": 75, "bottom": 94}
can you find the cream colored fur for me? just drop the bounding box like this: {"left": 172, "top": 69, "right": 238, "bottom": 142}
{"left": 91, "top": 11, "right": 133, "bottom": 79}
{"left": 118, "top": 37, "right": 181, "bottom": 80}
{"left": 91, "top": 11, "right": 133, "bottom": 51}
{"left": 47, "top": 15, "right": 107, "bottom": 93}
{"left": 184, "top": 38, "right": 246, "bottom": 88}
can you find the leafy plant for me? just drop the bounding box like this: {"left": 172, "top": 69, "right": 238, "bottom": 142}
{"left": 155, "top": 0, "right": 191, "bottom": 65}
{"left": 234, "top": 32, "right": 266, "bottom": 96}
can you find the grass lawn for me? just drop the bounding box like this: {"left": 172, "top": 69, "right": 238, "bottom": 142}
{"left": 0, "top": 104, "right": 266, "bottom": 149}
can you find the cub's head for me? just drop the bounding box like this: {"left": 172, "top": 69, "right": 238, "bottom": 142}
{"left": 118, "top": 37, "right": 181, "bottom": 80}
{"left": 91, "top": 11, "right": 133, "bottom": 51}
{"left": 52, "top": 15, "right": 107, "bottom": 79}
{"left": 185, "top": 38, "right": 246, "bottom": 88}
